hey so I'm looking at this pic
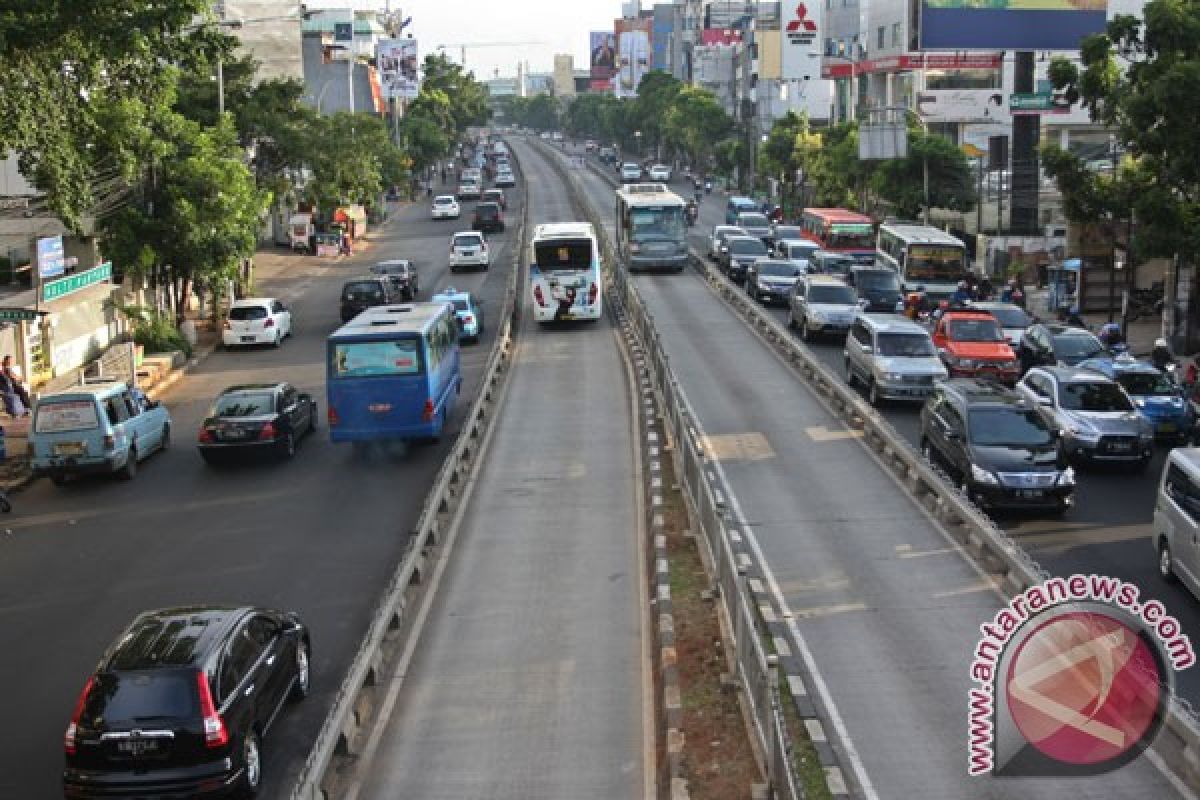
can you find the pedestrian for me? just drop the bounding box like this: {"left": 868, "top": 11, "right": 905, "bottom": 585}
{"left": 0, "top": 358, "right": 27, "bottom": 417}
{"left": 1, "top": 356, "right": 29, "bottom": 413}
{"left": 978, "top": 276, "right": 994, "bottom": 301}
{"left": 340, "top": 232, "right": 351, "bottom": 256}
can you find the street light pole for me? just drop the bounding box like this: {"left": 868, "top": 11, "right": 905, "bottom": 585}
{"left": 217, "top": 56, "right": 225, "bottom": 115}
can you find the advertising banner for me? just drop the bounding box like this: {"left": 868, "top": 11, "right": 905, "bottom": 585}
{"left": 590, "top": 31, "right": 617, "bottom": 91}
{"left": 920, "top": 0, "right": 1108, "bottom": 50}
{"left": 781, "top": 4, "right": 831, "bottom": 120}
{"left": 701, "top": 28, "right": 743, "bottom": 46}
{"left": 615, "top": 18, "right": 651, "bottom": 99}
{"left": 916, "top": 90, "right": 1009, "bottom": 123}
{"left": 378, "top": 38, "right": 419, "bottom": 99}
{"left": 37, "top": 236, "right": 65, "bottom": 280}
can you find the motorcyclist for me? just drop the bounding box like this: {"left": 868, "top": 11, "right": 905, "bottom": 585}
{"left": 1152, "top": 338, "right": 1177, "bottom": 372}
{"left": 1098, "top": 321, "right": 1124, "bottom": 349}
{"left": 685, "top": 199, "right": 698, "bottom": 226}
{"left": 903, "top": 291, "right": 923, "bottom": 321}
{"left": 950, "top": 280, "right": 973, "bottom": 306}
{"left": 704, "top": 178, "right": 713, "bottom": 194}
{"left": 1057, "top": 306, "right": 1086, "bottom": 328}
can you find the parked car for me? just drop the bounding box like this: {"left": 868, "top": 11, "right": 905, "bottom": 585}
{"left": 1153, "top": 447, "right": 1200, "bottom": 596}
{"left": 846, "top": 313, "right": 947, "bottom": 406}
{"left": 620, "top": 162, "right": 643, "bottom": 183}
{"left": 456, "top": 180, "right": 482, "bottom": 201}
{"left": 448, "top": 231, "right": 490, "bottom": 272}
{"left": 971, "top": 301, "right": 1032, "bottom": 349}
{"left": 430, "top": 195, "right": 461, "bottom": 220}
{"left": 223, "top": 298, "right": 292, "bottom": 349}
{"left": 709, "top": 225, "right": 747, "bottom": 260}
{"left": 719, "top": 235, "right": 770, "bottom": 282}
{"left": 197, "top": 382, "right": 317, "bottom": 463}
{"left": 920, "top": 378, "right": 1075, "bottom": 514}
{"left": 845, "top": 266, "right": 903, "bottom": 312}
{"left": 30, "top": 381, "right": 171, "bottom": 485}
{"left": 482, "top": 188, "right": 507, "bottom": 210}
{"left": 369, "top": 259, "right": 419, "bottom": 301}
{"left": 811, "top": 250, "right": 858, "bottom": 279}
{"left": 1078, "top": 354, "right": 1195, "bottom": 443}
{"left": 1016, "top": 366, "right": 1154, "bottom": 471}
{"left": 931, "top": 310, "right": 1020, "bottom": 385}
{"left": 431, "top": 287, "right": 484, "bottom": 343}
{"left": 472, "top": 201, "right": 505, "bottom": 233}
{"left": 744, "top": 258, "right": 804, "bottom": 305}
{"left": 1017, "top": 322, "right": 1106, "bottom": 372}
{"left": 62, "top": 605, "right": 311, "bottom": 799}
{"left": 787, "top": 275, "right": 859, "bottom": 341}
{"left": 724, "top": 196, "right": 758, "bottom": 224}
{"left": 340, "top": 276, "right": 395, "bottom": 322}
{"left": 735, "top": 211, "right": 772, "bottom": 243}
{"left": 648, "top": 164, "right": 672, "bottom": 181}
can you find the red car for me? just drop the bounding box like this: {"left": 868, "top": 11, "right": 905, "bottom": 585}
{"left": 932, "top": 310, "right": 1020, "bottom": 385}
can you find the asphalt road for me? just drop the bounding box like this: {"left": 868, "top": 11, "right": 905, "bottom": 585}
{"left": 673, "top": 181, "right": 1200, "bottom": 706}
{"left": 0, "top": 173, "right": 524, "bottom": 798}
{"left": 349, "top": 138, "right": 648, "bottom": 799}
{"left": 562, "top": 143, "right": 1185, "bottom": 799}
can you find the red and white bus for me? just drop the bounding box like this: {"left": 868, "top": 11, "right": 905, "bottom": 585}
{"left": 798, "top": 208, "right": 877, "bottom": 265}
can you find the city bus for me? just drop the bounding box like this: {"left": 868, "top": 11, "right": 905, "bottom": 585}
{"left": 529, "top": 222, "right": 604, "bottom": 323}
{"left": 875, "top": 221, "right": 969, "bottom": 301}
{"left": 326, "top": 302, "right": 462, "bottom": 445}
{"left": 614, "top": 182, "right": 689, "bottom": 272}
{"left": 798, "top": 208, "right": 877, "bottom": 264}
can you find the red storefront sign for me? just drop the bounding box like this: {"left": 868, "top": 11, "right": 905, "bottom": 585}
{"left": 821, "top": 52, "right": 1002, "bottom": 79}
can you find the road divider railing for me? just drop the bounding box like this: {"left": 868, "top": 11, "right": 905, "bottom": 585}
{"left": 535, "top": 138, "right": 816, "bottom": 800}
{"left": 288, "top": 142, "right": 529, "bottom": 800}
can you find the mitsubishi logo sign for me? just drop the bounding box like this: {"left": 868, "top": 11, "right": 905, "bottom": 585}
{"left": 786, "top": 3, "right": 818, "bottom": 43}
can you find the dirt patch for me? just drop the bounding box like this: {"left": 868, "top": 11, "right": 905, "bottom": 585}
{"left": 661, "top": 460, "right": 763, "bottom": 800}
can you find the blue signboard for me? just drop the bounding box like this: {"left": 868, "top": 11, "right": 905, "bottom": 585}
{"left": 920, "top": 0, "right": 1107, "bottom": 50}
{"left": 334, "top": 22, "right": 353, "bottom": 42}
{"left": 37, "top": 236, "right": 65, "bottom": 279}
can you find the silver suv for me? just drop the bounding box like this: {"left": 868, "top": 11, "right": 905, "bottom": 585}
{"left": 787, "top": 275, "right": 859, "bottom": 342}
{"left": 845, "top": 314, "right": 948, "bottom": 406}
{"left": 1016, "top": 366, "right": 1153, "bottom": 471}
{"left": 1154, "top": 448, "right": 1200, "bottom": 598}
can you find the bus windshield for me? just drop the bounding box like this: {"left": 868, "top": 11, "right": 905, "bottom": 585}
{"left": 630, "top": 206, "right": 686, "bottom": 242}
{"left": 332, "top": 339, "right": 422, "bottom": 377}
{"left": 906, "top": 245, "right": 965, "bottom": 282}
{"left": 534, "top": 238, "right": 593, "bottom": 272}
{"left": 827, "top": 224, "right": 874, "bottom": 250}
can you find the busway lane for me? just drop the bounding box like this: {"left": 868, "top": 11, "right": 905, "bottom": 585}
{"left": 0, "top": 180, "right": 524, "bottom": 800}
{"left": 679, "top": 182, "right": 1200, "bottom": 707}
{"left": 350, "top": 137, "right": 648, "bottom": 800}
{"left": 564, "top": 145, "right": 1185, "bottom": 799}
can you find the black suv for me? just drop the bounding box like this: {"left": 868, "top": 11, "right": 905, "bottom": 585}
{"left": 63, "top": 606, "right": 311, "bottom": 799}
{"left": 340, "top": 276, "right": 394, "bottom": 322}
{"left": 845, "top": 266, "right": 902, "bottom": 312}
{"left": 720, "top": 235, "right": 770, "bottom": 282}
{"left": 472, "top": 201, "right": 505, "bottom": 233}
{"left": 919, "top": 378, "right": 1075, "bottom": 514}
{"left": 369, "top": 259, "right": 419, "bottom": 301}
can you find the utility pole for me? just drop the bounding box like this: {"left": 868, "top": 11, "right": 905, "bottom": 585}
{"left": 1010, "top": 51, "right": 1039, "bottom": 234}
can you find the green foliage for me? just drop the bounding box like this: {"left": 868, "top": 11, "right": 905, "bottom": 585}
{"left": 871, "top": 128, "right": 977, "bottom": 218}
{"left": 501, "top": 94, "right": 562, "bottom": 131}
{"left": 1044, "top": 0, "right": 1200, "bottom": 259}
{"left": 132, "top": 312, "right": 192, "bottom": 357}
{"left": 664, "top": 87, "right": 734, "bottom": 167}
{"left": 305, "top": 113, "right": 402, "bottom": 210}
{"left": 630, "top": 72, "right": 684, "bottom": 153}
{"left": 420, "top": 54, "right": 492, "bottom": 134}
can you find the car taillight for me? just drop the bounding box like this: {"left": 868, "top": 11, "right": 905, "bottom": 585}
{"left": 463, "top": 314, "right": 475, "bottom": 324}
{"left": 327, "top": 406, "right": 339, "bottom": 427}
{"left": 588, "top": 283, "right": 598, "bottom": 305}
{"left": 64, "top": 676, "right": 95, "bottom": 755}
{"left": 103, "top": 434, "right": 116, "bottom": 450}
{"left": 197, "top": 427, "right": 214, "bottom": 444}
{"left": 422, "top": 399, "right": 435, "bottom": 422}
{"left": 196, "top": 671, "right": 228, "bottom": 748}
{"left": 533, "top": 285, "right": 546, "bottom": 307}
{"left": 258, "top": 422, "right": 277, "bottom": 441}
{"left": 263, "top": 318, "right": 275, "bottom": 328}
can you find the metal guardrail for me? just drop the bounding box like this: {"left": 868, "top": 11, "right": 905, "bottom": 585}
{"left": 287, "top": 142, "right": 530, "bottom": 800}
{"left": 535, "top": 138, "right": 813, "bottom": 800}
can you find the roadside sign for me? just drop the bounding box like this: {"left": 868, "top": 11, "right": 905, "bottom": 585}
{"left": 1010, "top": 93, "right": 1072, "bottom": 115}
{"left": 42, "top": 261, "right": 112, "bottom": 303}
{"left": 37, "top": 236, "right": 65, "bottom": 279}
{"left": 0, "top": 308, "right": 45, "bottom": 322}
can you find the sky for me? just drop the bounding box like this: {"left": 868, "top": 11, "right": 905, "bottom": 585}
{"left": 304, "top": 0, "right": 625, "bottom": 80}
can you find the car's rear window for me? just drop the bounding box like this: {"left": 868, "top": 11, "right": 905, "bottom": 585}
{"left": 455, "top": 235, "right": 484, "bottom": 248}
{"left": 35, "top": 399, "right": 100, "bottom": 433}
{"left": 738, "top": 213, "right": 769, "bottom": 227}
{"left": 84, "top": 670, "right": 199, "bottom": 723}
{"left": 213, "top": 393, "right": 275, "bottom": 417}
{"left": 343, "top": 282, "right": 385, "bottom": 302}
{"left": 729, "top": 239, "right": 768, "bottom": 255}
{"left": 809, "top": 285, "right": 857, "bottom": 304}
{"left": 229, "top": 306, "right": 268, "bottom": 321}
{"left": 333, "top": 339, "right": 422, "bottom": 377}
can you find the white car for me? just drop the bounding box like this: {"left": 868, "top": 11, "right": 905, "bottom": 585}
{"left": 648, "top": 164, "right": 672, "bottom": 182}
{"left": 223, "top": 297, "right": 292, "bottom": 348}
{"left": 448, "top": 232, "right": 490, "bottom": 272}
{"left": 709, "top": 225, "right": 747, "bottom": 259}
{"left": 620, "top": 162, "right": 643, "bottom": 183}
{"left": 495, "top": 170, "right": 516, "bottom": 188}
{"left": 431, "top": 195, "right": 461, "bottom": 220}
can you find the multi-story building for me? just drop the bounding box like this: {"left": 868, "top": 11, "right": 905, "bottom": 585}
{"left": 692, "top": 43, "right": 738, "bottom": 116}
{"left": 553, "top": 54, "right": 576, "bottom": 97}
{"left": 301, "top": 10, "right": 386, "bottom": 114}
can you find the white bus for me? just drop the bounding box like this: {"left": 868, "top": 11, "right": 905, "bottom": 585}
{"left": 875, "top": 222, "right": 969, "bottom": 300}
{"left": 615, "top": 183, "right": 689, "bottom": 273}
{"left": 529, "top": 222, "right": 603, "bottom": 323}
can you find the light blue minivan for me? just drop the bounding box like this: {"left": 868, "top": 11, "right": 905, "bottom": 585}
{"left": 29, "top": 380, "right": 172, "bottom": 484}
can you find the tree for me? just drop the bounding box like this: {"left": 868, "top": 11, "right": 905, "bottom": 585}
{"left": 870, "top": 128, "right": 976, "bottom": 218}
{"left": 663, "top": 87, "right": 734, "bottom": 169}
{"left": 1044, "top": 0, "right": 1200, "bottom": 260}
{"left": 806, "top": 123, "right": 874, "bottom": 210}
{"left": 631, "top": 72, "right": 683, "bottom": 155}
{"left": 420, "top": 54, "right": 492, "bottom": 135}
{"left": 305, "top": 113, "right": 403, "bottom": 212}
{"left": 0, "top": 0, "right": 212, "bottom": 229}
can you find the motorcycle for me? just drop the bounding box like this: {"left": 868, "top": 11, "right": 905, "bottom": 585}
{"left": 686, "top": 205, "right": 698, "bottom": 227}
{"left": 704, "top": 180, "right": 713, "bottom": 195}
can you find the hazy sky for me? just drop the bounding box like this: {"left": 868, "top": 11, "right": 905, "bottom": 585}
{"left": 305, "top": 0, "right": 623, "bottom": 79}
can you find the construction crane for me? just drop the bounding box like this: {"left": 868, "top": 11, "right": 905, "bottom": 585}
{"left": 436, "top": 41, "right": 547, "bottom": 71}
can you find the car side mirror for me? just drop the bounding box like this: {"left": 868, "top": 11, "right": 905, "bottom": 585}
{"left": 1038, "top": 396, "right": 1053, "bottom": 407}
{"left": 860, "top": 343, "right": 872, "bottom": 353}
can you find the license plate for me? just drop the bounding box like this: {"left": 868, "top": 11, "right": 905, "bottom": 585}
{"left": 1160, "top": 423, "right": 1177, "bottom": 433}
{"left": 1017, "top": 490, "right": 1044, "bottom": 498}
{"left": 369, "top": 403, "right": 393, "bottom": 413}
{"left": 241, "top": 336, "right": 255, "bottom": 342}
{"left": 55, "top": 442, "right": 84, "bottom": 456}
{"left": 1108, "top": 442, "right": 1133, "bottom": 452}
{"left": 117, "top": 739, "right": 159, "bottom": 755}
{"left": 461, "top": 250, "right": 475, "bottom": 257}
{"left": 221, "top": 428, "right": 248, "bottom": 440}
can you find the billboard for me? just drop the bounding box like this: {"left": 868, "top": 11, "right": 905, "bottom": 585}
{"left": 378, "top": 38, "right": 419, "bottom": 99}
{"left": 701, "top": 28, "right": 743, "bottom": 46}
{"left": 920, "top": 0, "right": 1108, "bottom": 50}
{"left": 916, "top": 90, "right": 1009, "bottom": 123}
{"left": 37, "top": 236, "right": 65, "bottom": 280}
{"left": 615, "top": 17, "right": 651, "bottom": 99}
{"left": 590, "top": 31, "right": 617, "bottom": 91}
{"left": 780, "top": 5, "right": 831, "bottom": 119}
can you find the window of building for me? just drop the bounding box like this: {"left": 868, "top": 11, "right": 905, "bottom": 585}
{"left": 877, "top": 26, "right": 885, "bottom": 50}
{"left": 892, "top": 23, "right": 901, "bottom": 47}
{"left": 925, "top": 68, "right": 1002, "bottom": 90}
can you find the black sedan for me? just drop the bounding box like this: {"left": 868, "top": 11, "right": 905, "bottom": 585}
{"left": 63, "top": 606, "right": 311, "bottom": 799}
{"left": 197, "top": 382, "right": 317, "bottom": 464}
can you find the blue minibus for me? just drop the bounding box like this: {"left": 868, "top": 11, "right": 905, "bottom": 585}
{"left": 326, "top": 303, "right": 462, "bottom": 445}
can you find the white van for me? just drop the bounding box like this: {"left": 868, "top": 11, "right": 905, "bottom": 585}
{"left": 1154, "top": 448, "right": 1200, "bottom": 598}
